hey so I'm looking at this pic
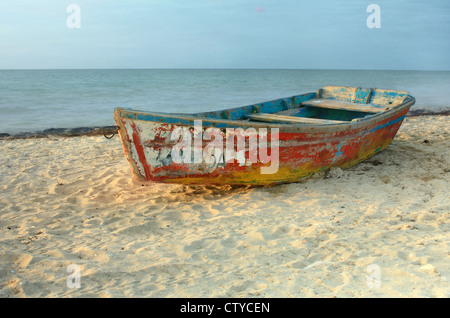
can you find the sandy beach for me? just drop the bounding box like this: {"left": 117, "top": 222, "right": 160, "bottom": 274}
{"left": 0, "top": 115, "right": 448, "bottom": 298}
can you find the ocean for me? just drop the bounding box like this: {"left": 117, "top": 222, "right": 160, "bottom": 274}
{"left": 0, "top": 69, "right": 449, "bottom": 135}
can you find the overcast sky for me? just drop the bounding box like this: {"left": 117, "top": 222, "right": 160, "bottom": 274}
{"left": 0, "top": 0, "right": 449, "bottom": 70}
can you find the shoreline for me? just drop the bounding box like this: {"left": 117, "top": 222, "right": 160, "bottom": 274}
{"left": 0, "top": 109, "right": 449, "bottom": 140}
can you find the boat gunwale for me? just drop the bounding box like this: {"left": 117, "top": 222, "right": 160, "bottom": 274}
{"left": 114, "top": 96, "right": 415, "bottom": 134}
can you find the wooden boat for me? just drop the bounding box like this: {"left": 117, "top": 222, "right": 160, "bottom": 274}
{"left": 114, "top": 86, "right": 415, "bottom": 185}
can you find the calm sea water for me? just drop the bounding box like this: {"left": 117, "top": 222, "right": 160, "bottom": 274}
{"left": 0, "top": 69, "right": 449, "bottom": 134}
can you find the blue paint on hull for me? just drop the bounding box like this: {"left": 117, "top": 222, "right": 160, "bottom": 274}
{"left": 369, "top": 115, "right": 406, "bottom": 133}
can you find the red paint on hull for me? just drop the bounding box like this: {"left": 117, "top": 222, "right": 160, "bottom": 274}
{"left": 117, "top": 108, "right": 409, "bottom": 185}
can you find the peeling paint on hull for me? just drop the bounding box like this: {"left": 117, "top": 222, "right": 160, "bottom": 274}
{"left": 114, "top": 86, "right": 415, "bottom": 185}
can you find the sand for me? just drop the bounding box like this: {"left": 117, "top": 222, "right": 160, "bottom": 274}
{"left": 0, "top": 115, "right": 448, "bottom": 298}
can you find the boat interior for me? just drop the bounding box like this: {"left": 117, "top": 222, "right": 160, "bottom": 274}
{"left": 198, "top": 86, "right": 413, "bottom": 125}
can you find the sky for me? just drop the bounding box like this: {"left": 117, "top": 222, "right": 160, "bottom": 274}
{"left": 0, "top": 0, "right": 449, "bottom": 70}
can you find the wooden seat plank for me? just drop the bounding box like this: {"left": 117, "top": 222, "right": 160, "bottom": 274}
{"left": 246, "top": 113, "right": 346, "bottom": 125}
{"left": 301, "top": 99, "right": 387, "bottom": 113}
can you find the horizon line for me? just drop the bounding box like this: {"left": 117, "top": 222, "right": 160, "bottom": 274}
{"left": 0, "top": 67, "right": 449, "bottom": 72}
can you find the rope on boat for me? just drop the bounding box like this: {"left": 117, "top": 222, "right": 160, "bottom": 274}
{"left": 103, "top": 126, "right": 120, "bottom": 139}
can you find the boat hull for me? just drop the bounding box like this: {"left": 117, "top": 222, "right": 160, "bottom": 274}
{"left": 114, "top": 99, "right": 413, "bottom": 185}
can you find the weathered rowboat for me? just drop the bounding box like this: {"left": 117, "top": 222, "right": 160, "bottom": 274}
{"left": 114, "top": 86, "right": 415, "bottom": 185}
